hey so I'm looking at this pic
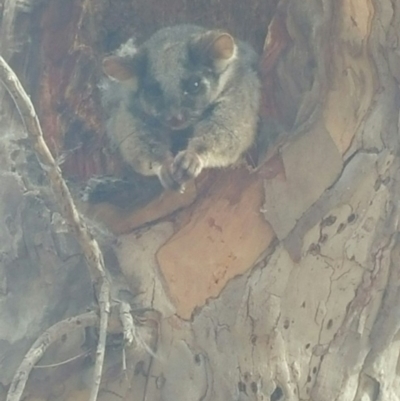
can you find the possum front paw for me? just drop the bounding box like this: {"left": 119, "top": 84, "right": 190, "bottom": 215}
{"left": 172, "top": 150, "right": 204, "bottom": 184}
{"left": 158, "top": 159, "right": 185, "bottom": 192}
{"left": 158, "top": 150, "right": 203, "bottom": 192}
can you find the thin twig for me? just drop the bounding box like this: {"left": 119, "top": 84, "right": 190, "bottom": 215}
{"left": 6, "top": 312, "right": 99, "bottom": 401}
{"left": 0, "top": 56, "right": 110, "bottom": 401}
{"left": 34, "top": 350, "right": 90, "bottom": 369}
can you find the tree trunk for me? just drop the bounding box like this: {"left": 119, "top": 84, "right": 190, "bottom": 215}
{"left": 0, "top": 1, "right": 399, "bottom": 401}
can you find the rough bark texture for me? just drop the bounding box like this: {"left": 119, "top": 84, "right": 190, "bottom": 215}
{"left": 0, "top": 1, "right": 399, "bottom": 401}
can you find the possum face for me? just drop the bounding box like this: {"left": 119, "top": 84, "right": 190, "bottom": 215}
{"left": 102, "top": 26, "right": 237, "bottom": 130}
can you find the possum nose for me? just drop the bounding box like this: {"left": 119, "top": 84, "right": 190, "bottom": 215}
{"left": 166, "top": 113, "right": 187, "bottom": 129}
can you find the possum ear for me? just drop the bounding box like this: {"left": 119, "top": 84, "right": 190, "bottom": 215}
{"left": 189, "top": 30, "right": 236, "bottom": 72}
{"left": 102, "top": 50, "right": 147, "bottom": 87}
{"left": 210, "top": 33, "right": 235, "bottom": 60}
{"left": 103, "top": 56, "right": 135, "bottom": 81}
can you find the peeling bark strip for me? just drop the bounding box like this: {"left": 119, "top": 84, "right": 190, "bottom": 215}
{"left": 0, "top": 57, "right": 109, "bottom": 401}
{"left": 6, "top": 312, "right": 98, "bottom": 401}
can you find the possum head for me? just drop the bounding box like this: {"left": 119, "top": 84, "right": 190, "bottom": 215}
{"left": 102, "top": 26, "right": 237, "bottom": 130}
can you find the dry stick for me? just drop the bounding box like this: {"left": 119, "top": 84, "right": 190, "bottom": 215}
{"left": 34, "top": 351, "right": 91, "bottom": 369}
{"left": 6, "top": 312, "right": 99, "bottom": 401}
{"left": 0, "top": 56, "right": 110, "bottom": 401}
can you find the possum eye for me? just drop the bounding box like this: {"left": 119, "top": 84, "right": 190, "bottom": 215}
{"left": 182, "top": 76, "right": 203, "bottom": 95}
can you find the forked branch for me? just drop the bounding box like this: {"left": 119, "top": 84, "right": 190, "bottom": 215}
{"left": 7, "top": 312, "right": 99, "bottom": 401}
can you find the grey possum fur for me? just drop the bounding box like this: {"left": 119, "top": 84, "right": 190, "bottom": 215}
{"left": 95, "top": 24, "right": 260, "bottom": 198}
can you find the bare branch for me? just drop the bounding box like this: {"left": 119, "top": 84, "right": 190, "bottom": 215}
{"left": 6, "top": 312, "right": 99, "bottom": 401}
{"left": 0, "top": 56, "right": 110, "bottom": 401}
{"left": 0, "top": 56, "right": 107, "bottom": 285}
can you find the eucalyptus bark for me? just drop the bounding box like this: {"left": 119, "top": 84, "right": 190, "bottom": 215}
{"left": 0, "top": 1, "right": 399, "bottom": 401}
